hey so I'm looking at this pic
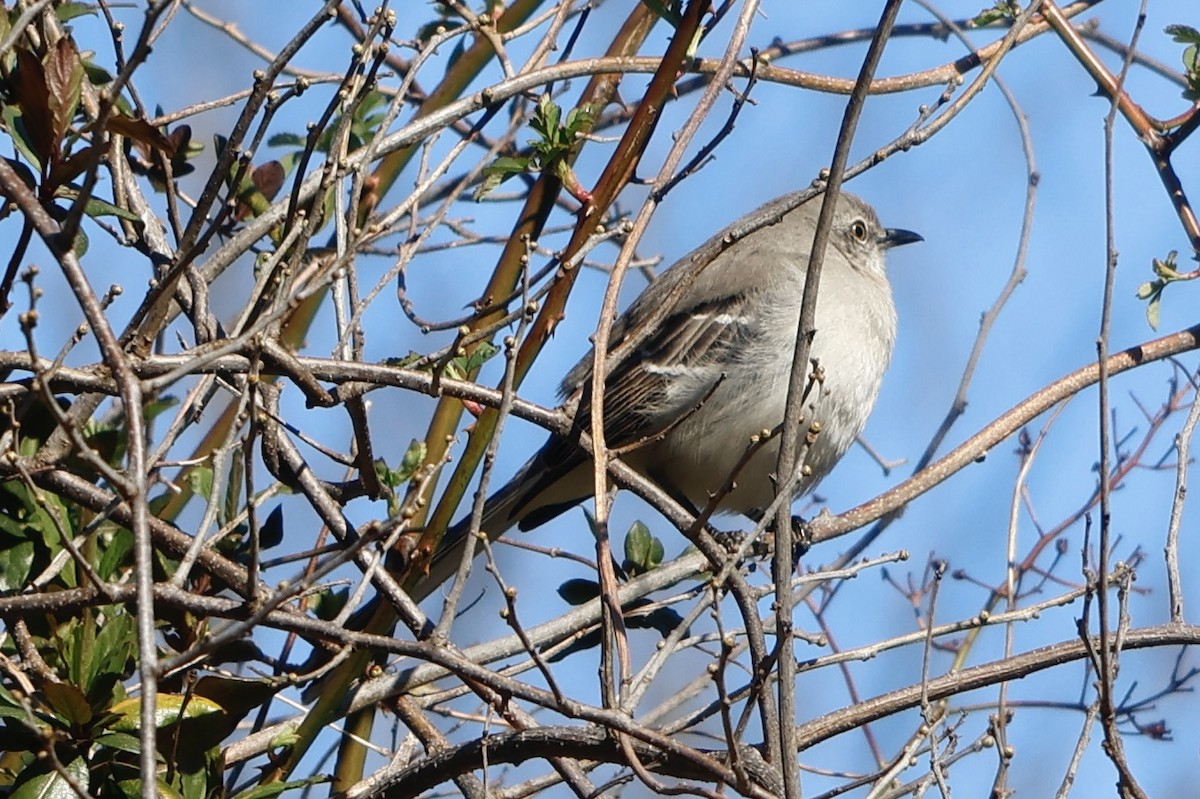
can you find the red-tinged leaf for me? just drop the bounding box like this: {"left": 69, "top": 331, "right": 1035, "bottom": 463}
{"left": 132, "top": 124, "right": 193, "bottom": 167}
{"left": 164, "top": 126, "right": 197, "bottom": 178}
{"left": 126, "top": 124, "right": 196, "bottom": 191}
{"left": 44, "top": 38, "right": 85, "bottom": 148}
{"left": 251, "top": 160, "right": 284, "bottom": 201}
{"left": 11, "top": 48, "right": 55, "bottom": 168}
{"left": 166, "top": 124, "right": 193, "bottom": 156}
{"left": 233, "top": 161, "right": 284, "bottom": 220}
{"left": 106, "top": 113, "right": 176, "bottom": 157}
{"left": 48, "top": 143, "right": 99, "bottom": 188}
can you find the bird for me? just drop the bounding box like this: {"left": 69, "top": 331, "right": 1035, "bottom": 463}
{"left": 418, "top": 190, "right": 921, "bottom": 598}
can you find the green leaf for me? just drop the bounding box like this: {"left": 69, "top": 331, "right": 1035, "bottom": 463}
{"left": 114, "top": 779, "right": 186, "bottom": 799}
{"left": 1144, "top": 286, "right": 1162, "bottom": 330}
{"left": 42, "top": 681, "right": 92, "bottom": 726}
{"left": 267, "top": 132, "right": 307, "bottom": 148}
{"left": 53, "top": 190, "right": 142, "bottom": 223}
{"left": 444, "top": 341, "right": 499, "bottom": 380}
{"left": 0, "top": 538, "right": 35, "bottom": 591}
{"left": 622, "top": 520, "right": 664, "bottom": 576}
{"left": 0, "top": 477, "right": 70, "bottom": 574}
{"left": 87, "top": 611, "right": 136, "bottom": 698}
{"left": 970, "top": 2, "right": 1013, "bottom": 28}
{"left": 56, "top": 3, "right": 97, "bottom": 22}
{"left": 1165, "top": 24, "right": 1200, "bottom": 44}
{"left": 0, "top": 681, "right": 28, "bottom": 715}
{"left": 83, "top": 196, "right": 141, "bottom": 222}
{"left": 70, "top": 221, "right": 88, "bottom": 257}
{"left": 475, "top": 94, "right": 593, "bottom": 201}
{"left": 93, "top": 730, "right": 142, "bottom": 754}
{"left": 557, "top": 578, "right": 600, "bottom": 605}
{"left": 3, "top": 105, "right": 45, "bottom": 172}
{"left": 464, "top": 341, "right": 499, "bottom": 374}
{"left": 377, "top": 441, "right": 427, "bottom": 515}
{"left": 177, "top": 767, "right": 209, "bottom": 799}
{"left": 9, "top": 754, "right": 89, "bottom": 799}
{"left": 376, "top": 440, "right": 428, "bottom": 495}
{"left": 1166, "top": 25, "right": 1200, "bottom": 99}
{"left": 488, "top": 156, "right": 535, "bottom": 173}
{"left": 147, "top": 396, "right": 181, "bottom": 424}
{"left": 79, "top": 396, "right": 174, "bottom": 470}
{"left": 222, "top": 446, "right": 244, "bottom": 527}
{"left": 474, "top": 155, "right": 532, "bottom": 201}
{"left": 312, "top": 586, "right": 349, "bottom": 621}
{"left": 96, "top": 525, "right": 133, "bottom": 581}
{"left": 106, "top": 693, "right": 225, "bottom": 733}
{"left": 259, "top": 505, "right": 284, "bottom": 550}
{"left": 398, "top": 439, "right": 427, "bottom": 481}
{"left": 384, "top": 351, "right": 424, "bottom": 368}
{"left": 1138, "top": 251, "right": 1185, "bottom": 330}
{"left": 81, "top": 60, "right": 114, "bottom": 89}
{"left": 640, "top": 0, "right": 682, "bottom": 27}
{"left": 268, "top": 726, "right": 300, "bottom": 750}
{"left": 228, "top": 775, "right": 329, "bottom": 799}
{"left": 184, "top": 464, "right": 214, "bottom": 502}
{"left": 189, "top": 674, "right": 278, "bottom": 732}
{"left": 536, "top": 94, "right": 560, "bottom": 136}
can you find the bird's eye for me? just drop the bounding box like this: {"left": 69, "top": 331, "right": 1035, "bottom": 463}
{"left": 850, "top": 219, "right": 869, "bottom": 241}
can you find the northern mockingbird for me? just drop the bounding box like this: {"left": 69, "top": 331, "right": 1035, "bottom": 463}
{"left": 422, "top": 190, "right": 920, "bottom": 596}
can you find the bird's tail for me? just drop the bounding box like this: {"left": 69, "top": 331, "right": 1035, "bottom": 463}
{"left": 408, "top": 450, "right": 586, "bottom": 601}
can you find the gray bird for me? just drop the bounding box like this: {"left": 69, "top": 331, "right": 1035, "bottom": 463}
{"left": 420, "top": 190, "right": 920, "bottom": 597}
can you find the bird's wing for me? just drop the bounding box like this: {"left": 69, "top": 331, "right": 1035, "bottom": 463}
{"left": 570, "top": 289, "right": 761, "bottom": 449}
{"left": 492, "top": 289, "right": 759, "bottom": 530}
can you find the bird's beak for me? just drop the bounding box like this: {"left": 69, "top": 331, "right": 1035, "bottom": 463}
{"left": 881, "top": 228, "right": 923, "bottom": 249}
